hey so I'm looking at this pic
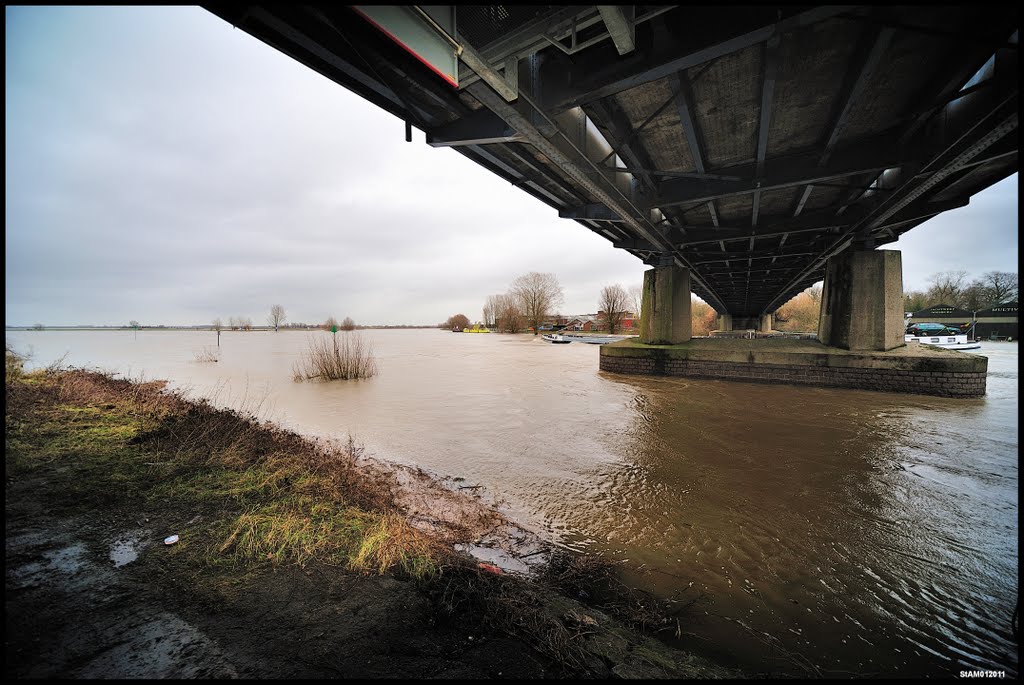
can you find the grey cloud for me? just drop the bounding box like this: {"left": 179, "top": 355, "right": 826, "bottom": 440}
{"left": 5, "top": 7, "right": 1016, "bottom": 328}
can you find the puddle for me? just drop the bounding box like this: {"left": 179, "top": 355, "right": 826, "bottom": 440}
{"left": 44, "top": 543, "right": 88, "bottom": 574}
{"left": 455, "top": 543, "right": 539, "bottom": 574}
{"left": 109, "top": 531, "right": 150, "bottom": 568}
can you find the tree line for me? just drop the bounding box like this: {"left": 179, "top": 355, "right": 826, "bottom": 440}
{"left": 903, "top": 270, "right": 1017, "bottom": 312}
{"left": 473, "top": 272, "right": 565, "bottom": 334}
{"left": 444, "top": 276, "right": 640, "bottom": 335}
{"left": 771, "top": 270, "right": 1017, "bottom": 334}
{"left": 208, "top": 306, "right": 357, "bottom": 332}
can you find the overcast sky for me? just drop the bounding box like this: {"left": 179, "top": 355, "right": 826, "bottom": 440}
{"left": 5, "top": 6, "right": 1018, "bottom": 327}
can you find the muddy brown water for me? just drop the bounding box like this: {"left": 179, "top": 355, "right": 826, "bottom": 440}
{"left": 6, "top": 329, "right": 1018, "bottom": 677}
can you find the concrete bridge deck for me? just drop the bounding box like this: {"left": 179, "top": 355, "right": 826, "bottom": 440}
{"left": 204, "top": 5, "right": 1018, "bottom": 320}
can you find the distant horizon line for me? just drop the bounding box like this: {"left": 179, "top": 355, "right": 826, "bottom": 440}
{"left": 5, "top": 324, "right": 442, "bottom": 330}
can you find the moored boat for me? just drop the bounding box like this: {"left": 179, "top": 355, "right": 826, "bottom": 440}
{"left": 561, "top": 334, "right": 633, "bottom": 345}
{"left": 904, "top": 322, "right": 981, "bottom": 350}
{"left": 541, "top": 334, "right": 571, "bottom": 344}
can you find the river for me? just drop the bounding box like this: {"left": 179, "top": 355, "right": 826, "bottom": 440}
{"left": 6, "top": 328, "right": 1018, "bottom": 677}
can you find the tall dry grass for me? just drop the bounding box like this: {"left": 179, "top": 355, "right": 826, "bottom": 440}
{"left": 774, "top": 288, "right": 822, "bottom": 333}
{"left": 691, "top": 299, "right": 719, "bottom": 336}
{"left": 6, "top": 343, "right": 26, "bottom": 384}
{"left": 293, "top": 332, "right": 377, "bottom": 382}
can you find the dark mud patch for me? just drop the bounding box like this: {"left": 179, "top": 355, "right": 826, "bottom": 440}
{"left": 5, "top": 478, "right": 554, "bottom": 679}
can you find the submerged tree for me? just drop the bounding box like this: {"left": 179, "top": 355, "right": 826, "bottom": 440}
{"left": 446, "top": 313, "right": 470, "bottom": 331}
{"left": 340, "top": 316, "right": 356, "bottom": 331}
{"left": 599, "top": 284, "right": 629, "bottom": 334}
{"left": 268, "top": 304, "right": 286, "bottom": 331}
{"left": 494, "top": 293, "right": 523, "bottom": 333}
{"left": 482, "top": 295, "right": 502, "bottom": 329}
{"left": 511, "top": 272, "right": 563, "bottom": 334}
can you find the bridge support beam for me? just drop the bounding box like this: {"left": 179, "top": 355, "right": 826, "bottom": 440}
{"left": 640, "top": 265, "right": 691, "bottom": 344}
{"left": 758, "top": 314, "right": 773, "bottom": 333}
{"left": 716, "top": 313, "right": 732, "bottom": 331}
{"left": 818, "top": 249, "right": 904, "bottom": 351}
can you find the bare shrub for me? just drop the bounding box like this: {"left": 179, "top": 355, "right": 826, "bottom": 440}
{"left": 193, "top": 346, "right": 219, "bottom": 363}
{"left": 293, "top": 332, "right": 377, "bottom": 382}
{"left": 5, "top": 343, "right": 27, "bottom": 384}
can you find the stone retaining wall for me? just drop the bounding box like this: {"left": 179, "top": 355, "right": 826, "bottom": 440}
{"left": 599, "top": 354, "right": 986, "bottom": 398}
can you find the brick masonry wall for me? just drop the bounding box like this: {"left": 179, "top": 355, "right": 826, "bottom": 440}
{"left": 599, "top": 355, "right": 987, "bottom": 398}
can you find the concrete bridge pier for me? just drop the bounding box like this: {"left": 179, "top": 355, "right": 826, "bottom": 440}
{"left": 639, "top": 264, "right": 691, "bottom": 344}
{"left": 817, "top": 248, "right": 904, "bottom": 351}
{"left": 604, "top": 244, "right": 985, "bottom": 397}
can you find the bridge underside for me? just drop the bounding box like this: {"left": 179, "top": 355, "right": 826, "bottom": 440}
{"left": 205, "top": 5, "right": 1019, "bottom": 319}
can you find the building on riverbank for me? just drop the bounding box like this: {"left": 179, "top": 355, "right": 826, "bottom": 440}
{"left": 908, "top": 304, "right": 975, "bottom": 329}
{"left": 973, "top": 301, "right": 1018, "bottom": 340}
{"left": 909, "top": 302, "right": 1018, "bottom": 341}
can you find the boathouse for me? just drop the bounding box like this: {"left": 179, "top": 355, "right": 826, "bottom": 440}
{"left": 974, "top": 301, "right": 1018, "bottom": 340}
{"left": 909, "top": 304, "right": 975, "bottom": 328}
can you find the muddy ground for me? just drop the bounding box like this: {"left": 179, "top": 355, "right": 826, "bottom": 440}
{"left": 4, "top": 365, "right": 742, "bottom": 679}
{"left": 6, "top": 489, "right": 551, "bottom": 679}
{"left": 8, "top": 474, "right": 745, "bottom": 680}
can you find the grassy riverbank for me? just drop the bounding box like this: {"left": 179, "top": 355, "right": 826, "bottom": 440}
{"left": 5, "top": 347, "right": 739, "bottom": 679}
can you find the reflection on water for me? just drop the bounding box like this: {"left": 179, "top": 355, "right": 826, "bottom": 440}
{"left": 6, "top": 329, "right": 1018, "bottom": 677}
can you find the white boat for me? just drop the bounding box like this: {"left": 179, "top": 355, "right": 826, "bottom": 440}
{"left": 561, "top": 334, "right": 631, "bottom": 345}
{"left": 541, "top": 334, "right": 572, "bottom": 344}
{"left": 904, "top": 322, "right": 981, "bottom": 351}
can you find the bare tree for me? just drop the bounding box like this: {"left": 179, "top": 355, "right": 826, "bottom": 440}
{"left": 494, "top": 293, "right": 523, "bottom": 333}
{"left": 340, "top": 316, "right": 356, "bottom": 331}
{"left": 446, "top": 313, "right": 470, "bottom": 331}
{"left": 511, "top": 272, "right": 563, "bottom": 335}
{"left": 926, "top": 270, "right": 968, "bottom": 307}
{"left": 268, "top": 304, "right": 286, "bottom": 331}
{"left": 240, "top": 316, "right": 253, "bottom": 331}
{"left": 228, "top": 316, "right": 239, "bottom": 330}
{"left": 962, "top": 281, "right": 987, "bottom": 311}
{"left": 323, "top": 316, "right": 339, "bottom": 331}
{"left": 212, "top": 317, "right": 223, "bottom": 332}
{"left": 903, "top": 290, "right": 928, "bottom": 313}
{"left": 599, "top": 284, "right": 629, "bottom": 334}
{"left": 978, "top": 271, "right": 1018, "bottom": 306}
{"left": 128, "top": 320, "right": 140, "bottom": 329}
{"left": 629, "top": 284, "right": 643, "bottom": 319}
{"left": 483, "top": 294, "right": 502, "bottom": 328}
{"left": 807, "top": 284, "right": 822, "bottom": 306}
